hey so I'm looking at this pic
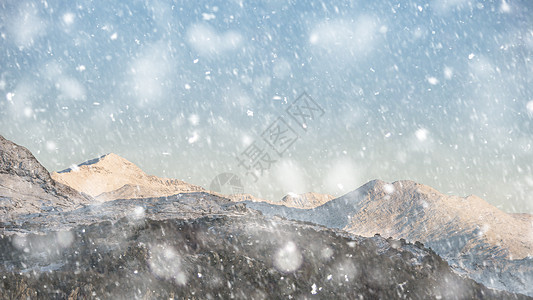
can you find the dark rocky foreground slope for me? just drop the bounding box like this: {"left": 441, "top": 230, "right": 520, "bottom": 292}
{"left": 0, "top": 192, "right": 530, "bottom": 299}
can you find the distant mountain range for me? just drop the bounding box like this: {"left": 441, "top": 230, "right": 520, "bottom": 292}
{"left": 51, "top": 153, "right": 205, "bottom": 201}
{"left": 52, "top": 153, "right": 335, "bottom": 208}
{"left": 1, "top": 134, "right": 532, "bottom": 297}
{"left": 245, "top": 179, "right": 533, "bottom": 258}
{"left": 245, "top": 180, "right": 533, "bottom": 295}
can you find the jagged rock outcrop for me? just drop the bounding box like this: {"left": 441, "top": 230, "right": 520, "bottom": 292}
{"left": 51, "top": 153, "right": 204, "bottom": 201}
{"left": 0, "top": 135, "right": 91, "bottom": 219}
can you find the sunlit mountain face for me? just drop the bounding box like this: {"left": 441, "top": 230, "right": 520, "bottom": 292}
{"left": 0, "top": 0, "right": 531, "bottom": 212}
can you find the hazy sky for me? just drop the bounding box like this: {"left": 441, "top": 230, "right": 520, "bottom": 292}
{"left": 1, "top": 0, "right": 532, "bottom": 212}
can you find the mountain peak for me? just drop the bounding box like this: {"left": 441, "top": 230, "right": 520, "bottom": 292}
{"left": 52, "top": 153, "right": 203, "bottom": 199}
{"left": 280, "top": 192, "right": 334, "bottom": 208}
{"left": 57, "top": 153, "right": 141, "bottom": 174}
{"left": 99, "top": 152, "right": 129, "bottom": 163}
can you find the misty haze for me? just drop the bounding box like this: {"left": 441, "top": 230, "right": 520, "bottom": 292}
{"left": 1, "top": 0, "right": 532, "bottom": 299}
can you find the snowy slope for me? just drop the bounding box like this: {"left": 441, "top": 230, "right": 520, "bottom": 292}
{"left": 51, "top": 153, "right": 204, "bottom": 201}
{"left": 245, "top": 179, "right": 533, "bottom": 296}
{"left": 278, "top": 192, "right": 335, "bottom": 209}
{"left": 228, "top": 191, "right": 334, "bottom": 209}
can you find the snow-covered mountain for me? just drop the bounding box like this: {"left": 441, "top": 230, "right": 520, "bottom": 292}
{"left": 0, "top": 135, "right": 91, "bottom": 219}
{"left": 8, "top": 140, "right": 533, "bottom": 296}
{"left": 4, "top": 136, "right": 526, "bottom": 299}
{"left": 279, "top": 192, "right": 335, "bottom": 208}
{"left": 53, "top": 154, "right": 335, "bottom": 209}
{"left": 228, "top": 192, "right": 334, "bottom": 209}
{"left": 51, "top": 153, "right": 204, "bottom": 201}
{"left": 245, "top": 179, "right": 533, "bottom": 296}
{"left": 4, "top": 193, "right": 525, "bottom": 299}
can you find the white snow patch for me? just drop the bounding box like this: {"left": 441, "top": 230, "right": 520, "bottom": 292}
{"left": 415, "top": 128, "right": 429, "bottom": 141}
{"left": 62, "top": 13, "right": 75, "bottom": 25}
{"left": 321, "top": 247, "right": 334, "bottom": 260}
{"left": 241, "top": 135, "right": 252, "bottom": 146}
{"left": 274, "top": 241, "right": 303, "bottom": 273}
{"left": 202, "top": 13, "right": 216, "bottom": 20}
{"left": 420, "top": 200, "right": 429, "bottom": 209}
{"left": 311, "top": 283, "right": 317, "bottom": 295}
{"left": 132, "top": 206, "right": 145, "bottom": 219}
{"left": 188, "top": 114, "right": 200, "bottom": 126}
{"left": 444, "top": 67, "right": 453, "bottom": 79}
{"left": 6, "top": 92, "right": 15, "bottom": 103}
{"left": 383, "top": 184, "right": 395, "bottom": 194}
{"left": 68, "top": 164, "right": 80, "bottom": 172}
{"left": 526, "top": 101, "right": 533, "bottom": 117}
{"left": 46, "top": 141, "right": 57, "bottom": 152}
{"left": 56, "top": 231, "right": 74, "bottom": 248}
{"left": 188, "top": 132, "right": 199, "bottom": 144}
{"left": 500, "top": 0, "right": 511, "bottom": 13}
{"left": 427, "top": 76, "right": 439, "bottom": 85}
{"left": 148, "top": 245, "right": 187, "bottom": 285}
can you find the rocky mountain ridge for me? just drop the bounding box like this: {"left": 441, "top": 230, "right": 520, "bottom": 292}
{"left": 51, "top": 153, "right": 204, "bottom": 201}
{"left": 0, "top": 191, "right": 528, "bottom": 299}
{"left": 245, "top": 179, "right": 533, "bottom": 295}
{"left": 0, "top": 135, "right": 91, "bottom": 220}
{"left": 2, "top": 136, "right": 532, "bottom": 297}
{"left": 2, "top": 136, "right": 526, "bottom": 298}
{"left": 53, "top": 153, "right": 334, "bottom": 208}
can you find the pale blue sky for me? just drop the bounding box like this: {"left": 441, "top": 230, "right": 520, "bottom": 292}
{"left": 1, "top": 0, "right": 532, "bottom": 212}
